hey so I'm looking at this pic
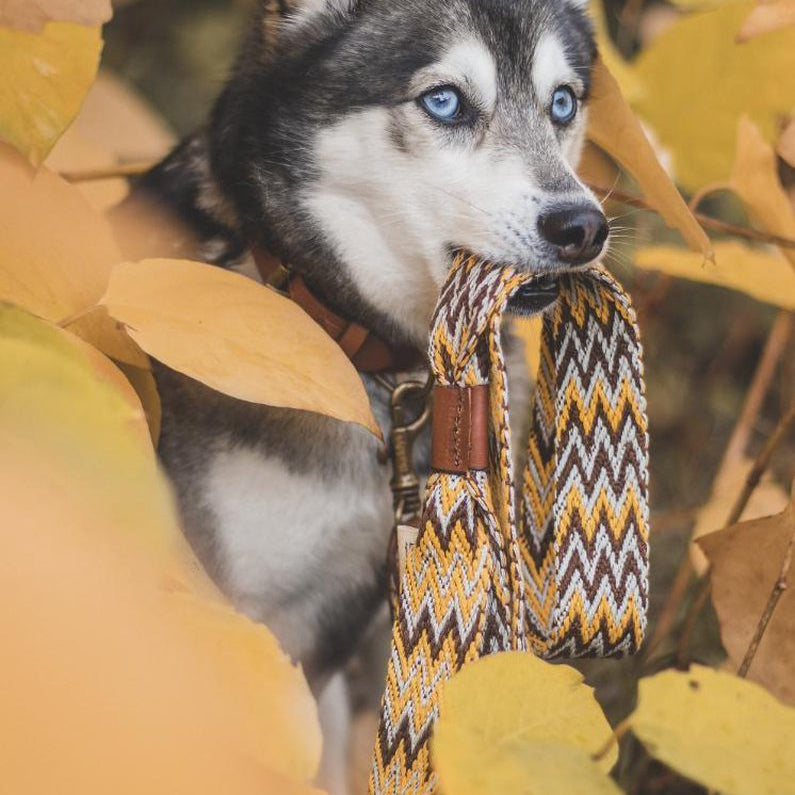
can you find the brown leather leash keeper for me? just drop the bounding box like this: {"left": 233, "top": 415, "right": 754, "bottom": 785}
{"left": 431, "top": 384, "right": 489, "bottom": 474}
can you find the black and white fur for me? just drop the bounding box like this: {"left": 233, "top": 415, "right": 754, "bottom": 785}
{"left": 117, "top": 0, "right": 605, "bottom": 786}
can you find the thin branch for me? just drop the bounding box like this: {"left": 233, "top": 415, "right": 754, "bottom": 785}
{"left": 726, "top": 399, "right": 795, "bottom": 527}
{"left": 589, "top": 182, "right": 795, "bottom": 250}
{"left": 738, "top": 511, "right": 795, "bottom": 678}
{"left": 60, "top": 161, "right": 155, "bottom": 183}
{"left": 592, "top": 719, "right": 632, "bottom": 764}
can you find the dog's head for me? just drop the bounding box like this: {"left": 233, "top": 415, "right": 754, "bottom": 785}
{"left": 212, "top": 0, "right": 607, "bottom": 342}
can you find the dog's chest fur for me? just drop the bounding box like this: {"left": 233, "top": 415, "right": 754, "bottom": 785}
{"left": 153, "top": 362, "right": 402, "bottom": 686}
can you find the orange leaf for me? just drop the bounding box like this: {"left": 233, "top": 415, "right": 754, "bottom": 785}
{"left": 101, "top": 258, "right": 381, "bottom": 435}
{"left": 0, "top": 144, "right": 120, "bottom": 322}
{"left": 0, "top": 0, "right": 111, "bottom": 32}
{"left": 587, "top": 58, "right": 712, "bottom": 260}
{"left": 737, "top": 0, "right": 795, "bottom": 41}
{"left": 730, "top": 117, "right": 795, "bottom": 269}
{"left": 698, "top": 488, "right": 795, "bottom": 706}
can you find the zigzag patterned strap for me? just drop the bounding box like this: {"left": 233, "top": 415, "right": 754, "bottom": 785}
{"left": 370, "top": 255, "right": 649, "bottom": 795}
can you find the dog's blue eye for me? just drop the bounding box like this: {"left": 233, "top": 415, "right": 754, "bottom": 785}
{"left": 550, "top": 86, "right": 577, "bottom": 124}
{"left": 420, "top": 87, "right": 462, "bottom": 122}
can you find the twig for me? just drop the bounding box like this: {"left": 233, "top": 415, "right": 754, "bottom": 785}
{"left": 737, "top": 511, "right": 795, "bottom": 678}
{"left": 588, "top": 182, "right": 795, "bottom": 250}
{"left": 60, "top": 161, "right": 155, "bottom": 183}
{"left": 592, "top": 719, "right": 632, "bottom": 763}
{"left": 726, "top": 399, "right": 795, "bottom": 528}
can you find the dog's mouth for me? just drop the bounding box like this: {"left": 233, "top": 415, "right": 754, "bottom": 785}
{"left": 507, "top": 274, "right": 560, "bottom": 317}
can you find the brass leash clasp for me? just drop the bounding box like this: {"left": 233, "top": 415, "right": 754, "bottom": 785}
{"left": 385, "top": 373, "right": 433, "bottom": 526}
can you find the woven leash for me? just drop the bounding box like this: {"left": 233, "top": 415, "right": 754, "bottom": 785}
{"left": 370, "top": 254, "right": 650, "bottom": 794}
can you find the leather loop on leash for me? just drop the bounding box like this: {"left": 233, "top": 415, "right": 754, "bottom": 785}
{"left": 431, "top": 385, "right": 489, "bottom": 474}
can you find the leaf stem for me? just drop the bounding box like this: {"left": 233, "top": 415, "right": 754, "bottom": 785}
{"left": 60, "top": 162, "right": 155, "bottom": 183}
{"left": 589, "top": 182, "right": 795, "bottom": 249}
{"left": 592, "top": 719, "right": 632, "bottom": 763}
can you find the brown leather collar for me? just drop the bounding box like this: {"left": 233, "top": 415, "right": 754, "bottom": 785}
{"left": 251, "top": 245, "right": 420, "bottom": 374}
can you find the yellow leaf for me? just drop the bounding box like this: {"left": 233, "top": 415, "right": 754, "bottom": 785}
{"left": 0, "top": 144, "right": 120, "bottom": 323}
{"left": 589, "top": 0, "right": 643, "bottom": 104}
{"left": 0, "top": 22, "right": 103, "bottom": 164}
{"left": 166, "top": 592, "right": 323, "bottom": 782}
{"left": 432, "top": 653, "right": 618, "bottom": 795}
{"left": 0, "top": 312, "right": 324, "bottom": 794}
{"left": 65, "top": 306, "right": 150, "bottom": 368}
{"left": 633, "top": 1, "right": 795, "bottom": 191}
{"left": 588, "top": 58, "right": 712, "bottom": 259}
{"left": 0, "top": 303, "right": 153, "bottom": 450}
{"left": 0, "top": 0, "right": 111, "bottom": 32}
{"left": 698, "top": 490, "right": 795, "bottom": 706}
{"left": 632, "top": 666, "right": 795, "bottom": 794}
{"left": 434, "top": 724, "right": 621, "bottom": 795}
{"left": 738, "top": 0, "right": 795, "bottom": 41}
{"left": 512, "top": 315, "right": 542, "bottom": 378}
{"left": 101, "top": 258, "right": 381, "bottom": 435}
{"left": 634, "top": 241, "right": 795, "bottom": 310}
{"left": 730, "top": 117, "right": 795, "bottom": 269}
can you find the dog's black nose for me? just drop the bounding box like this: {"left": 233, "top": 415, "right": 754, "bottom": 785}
{"left": 538, "top": 205, "right": 609, "bottom": 266}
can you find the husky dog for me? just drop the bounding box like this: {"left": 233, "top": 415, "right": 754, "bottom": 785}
{"left": 120, "top": 0, "right": 607, "bottom": 778}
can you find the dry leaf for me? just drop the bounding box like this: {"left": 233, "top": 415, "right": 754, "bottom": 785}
{"left": 0, "top": 144, "right": 120, "bottom": 322}
{"left": 730, "top": 117, "right": 795, "bottom": 269}
{"left": 633, "top": 1, "right": 795, "bottom": 191}
{"left": 432, "top": 652, "right": 618, "bottom": 795}
{"left": 689, "top": 455, "right": 790, "bottom": 574}
{"left": 0, "top": 22, "right": 103, "bottom": 163}
{"left": 65, "top": 306, "right": 150, "bottom": 368}
{"left": 577, "top": 141, "right": 621, "bottom": 195}
{"left": 589, "top": 0, "right": 643, "bottom": 105}
{"left": 778, "top": 118, "right": 795, "bottom": 168}
{"left": 46, "top": 71, "right": 176, "bottom": 211}
{"left": 101, "top": 259, "right": 381, "bottom": 435}
{"left": 587, "top": 58, "right": 712, "bottom": 259}
{"left": 698, "top": 490, "right": 795, "bottom": 705}
{"left": 0, "top": 317, "right": 324, "bottom": 794}
{"left": 117, "top": 361, "right": 162, "bottom": 445}
{"left": 0, "top": 0, "right": 111, "bottom": 31}
{"left": 54, "top": 70, "right": 175, "bottom": 163}
{"left": 738, "top": 0, "right": 795, "bottom": 41}
{"left": 634, "top": 241, "right": 795, "bottom": 311}
{"left": 632, "top": 666, "right": 795, "bottom": 795}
